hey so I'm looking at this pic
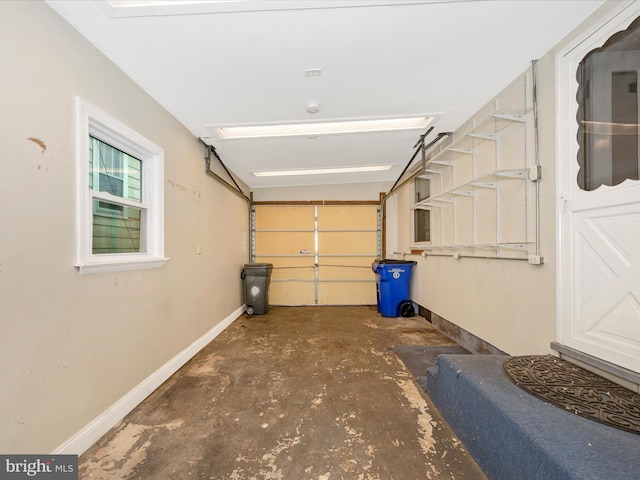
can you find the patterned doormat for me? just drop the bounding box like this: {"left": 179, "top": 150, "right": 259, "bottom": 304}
{"left": 503, "top": 355, "right": 640, "bottom": 435}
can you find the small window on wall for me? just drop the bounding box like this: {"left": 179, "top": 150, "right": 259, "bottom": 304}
{"left": 414, "top": 176, "right": 431, "bottom": 243}
{"left": 577, "top": 16, "right": 640, "bottom": 191}
{"left": 90, "top": 137, "right": 142, "bottom": 233}
{"left": 76, "top": 98, "right": 168, "bottom": 274}
{"left": 414, "top": 209, "right": 431, "bottom": 243}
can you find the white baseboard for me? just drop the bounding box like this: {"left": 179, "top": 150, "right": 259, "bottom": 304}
{"left": 53, "top": 305, "right": 245, "bottom": 455}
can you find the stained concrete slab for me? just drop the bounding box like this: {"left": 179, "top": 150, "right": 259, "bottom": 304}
{"left": 79, "top": 306, "right": 488, "bottom": 479}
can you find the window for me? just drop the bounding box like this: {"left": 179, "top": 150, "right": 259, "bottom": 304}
{"left": 76, "top": 98, "right": 168, "bottom": 274}
{"left": 90, "top": 137, "right": 143, "bottom": 253}
{"left": 577, "top": 16, "right": 640, "bottom": 191}
{"left": 413, "top": 176, "right": 431, "bottom": 243}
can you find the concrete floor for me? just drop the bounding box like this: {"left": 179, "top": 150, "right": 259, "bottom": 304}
{"left": 79, "top": 306, "right": 488, "bottom": 480}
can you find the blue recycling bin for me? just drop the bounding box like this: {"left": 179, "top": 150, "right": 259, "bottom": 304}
{"left": 372, "top": 259, "right": 417, "bottom": 317}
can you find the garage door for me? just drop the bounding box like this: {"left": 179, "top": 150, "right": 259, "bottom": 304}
{"left": 253, "top": 204, "right": 380, "bottom": 305}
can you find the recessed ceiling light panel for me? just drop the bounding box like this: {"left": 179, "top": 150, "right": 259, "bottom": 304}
{"left": 101, "top": 1, "right": 440, "bottom": 18}
{"left": 208, "top": 115, "right": 439, "bottom": 140}
{"left": 252, "top": 164, "right": 393, "bottom": 177}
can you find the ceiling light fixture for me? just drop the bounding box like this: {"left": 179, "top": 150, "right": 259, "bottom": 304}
{"left": 209, "top": 115, "right": 437, "bottom": 139}
{"left": 252, "top": 164, "right": 392, "bottom": 177}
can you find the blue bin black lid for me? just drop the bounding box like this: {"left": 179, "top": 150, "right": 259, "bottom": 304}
{"left": 372, "top": 259, "right": 417, "bottom": 265}
{"left": 371, "top": 258, "right": 417, "bottom": 271}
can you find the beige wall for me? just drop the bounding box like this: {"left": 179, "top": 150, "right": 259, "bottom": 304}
{"left": 387, "top": 69, "right": 556, "bottom": 356}
{"left": 0, "top": 1, "right": 249, "bottom": 453}
{"left": 385, "top": 0, "right": 623, "bottom": 356}
{"left": 252, "top": 182, "right": 391, "bottom": 202}
{"left": 399, "top": 69, "right": 556, "bottom": 356}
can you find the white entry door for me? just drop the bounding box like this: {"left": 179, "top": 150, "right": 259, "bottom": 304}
{"left": 562, "top": 186, "right": 640, "bottom": 373}
{"left": 559, "top": 6, "right": 640, "bottom": 374}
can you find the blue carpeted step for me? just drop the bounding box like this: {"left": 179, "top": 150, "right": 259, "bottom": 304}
{"left": 425, "top": 354, "right": 639, "bottom": 480}
{"left": 394, "top": 345, "right": 470, "bottom": 393}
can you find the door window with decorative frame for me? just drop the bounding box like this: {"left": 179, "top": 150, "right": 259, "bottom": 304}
{"left": 577, "top": 16, "right": 640, "bottom": 191}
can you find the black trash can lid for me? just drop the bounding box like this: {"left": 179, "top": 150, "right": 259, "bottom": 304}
{"left": 372, "top": 259, "right": 417, "bottom": 265}
{"left": 242, "top": 263, "right": 273, "bottom": 278}
{"left": 372, "top": 259, "right": 417, "bottom": 271}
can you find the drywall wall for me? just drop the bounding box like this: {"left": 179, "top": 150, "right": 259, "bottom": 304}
{"left": 389, "top": 70, "right": 555, "bottom": 355}
{"left": 0, "top": 1, "right": 249, "bottom": 453}
{"left": 252, "top": 182, "right": 391, "bottom": 202}
{"left": 386, "top": 1, "right": 623, "bottom": 356}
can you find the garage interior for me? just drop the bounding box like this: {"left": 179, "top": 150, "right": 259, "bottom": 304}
{"left": 79, "top": 306, "right": 487, "bottom": 479}
{"left": 2, "top": 1, "right": 640, "bottom": 480}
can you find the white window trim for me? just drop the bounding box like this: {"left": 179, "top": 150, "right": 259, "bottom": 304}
{"left": 76, "top": 98, "right": 168, "bottom": 274}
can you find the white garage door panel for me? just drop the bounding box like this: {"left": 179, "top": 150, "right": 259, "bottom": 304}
{"left": 253, "top": 205, "right": 379, "bottom": 306}
{"left": 255, "top": 205, "right": 315, "bottom": 230}
{"left": 259, "top": 256, "right": 315, "bottom": 281}
{"left": 254, "top": 231, "right": 315, "bottom": 256}
{"left": 318, "top": 282, "right": 376, "bottom": 305}
{"left": 270, "top": 281, "right": 316, "bottom": 306}
{"left": 317, "top": 205, "right": 378, "bottom": 229}
{"left": 319, "top": 256, "right": 375, "bottom": 281}
{"left": 318, "top": 232, "right": 378, "bottom": 255}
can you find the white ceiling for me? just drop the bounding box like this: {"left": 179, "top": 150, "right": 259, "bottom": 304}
{"left": 46, "top": 0, "right": 605, "bottom": 190}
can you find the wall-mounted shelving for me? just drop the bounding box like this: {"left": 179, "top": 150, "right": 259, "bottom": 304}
{"left": 412, "top": 109, "right": 542, "bottom": 264}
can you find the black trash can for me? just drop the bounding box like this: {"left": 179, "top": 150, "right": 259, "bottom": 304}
{"left": 241, "top": 263, "right": 273, "bottom": 315}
